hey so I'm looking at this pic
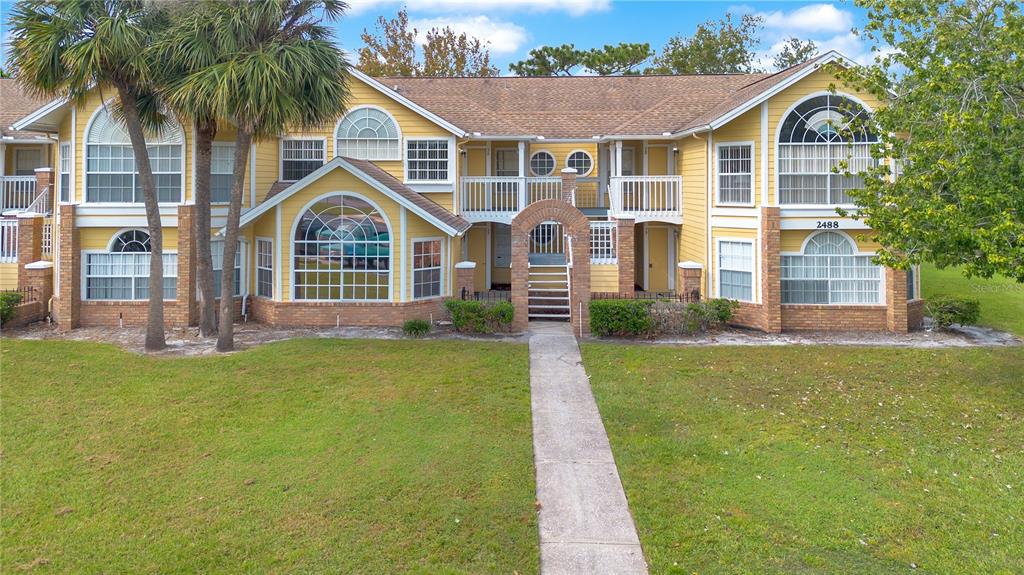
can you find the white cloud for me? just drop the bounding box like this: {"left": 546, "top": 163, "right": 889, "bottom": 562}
{"left": 347, "top": 0, "right": 609, "bottom": 17}
{"left": 409, "top": 15, "right": 528, "bottom": 55}
{"left": 757, "top": 3, "right": 854, "bottom": 34}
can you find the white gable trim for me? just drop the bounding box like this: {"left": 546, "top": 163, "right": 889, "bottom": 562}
{"left": 11, "top": 96, "right": 70, "bottom": 133}
{"left": 228, "top": 156, "right": 463, "bottom": 237}
{"left": 349, "top": 69, "right": 466, "bottom": 137}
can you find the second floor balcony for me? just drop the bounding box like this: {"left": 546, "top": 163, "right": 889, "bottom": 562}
{"left": 459, "top": 174, "right": 683, "bottom": 224}
{"left": 0, "top": 175, "right": 48, "bottom": 216}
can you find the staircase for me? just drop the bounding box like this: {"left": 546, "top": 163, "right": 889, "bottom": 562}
{"left": 528, "top": 264, "right": 570, "bottom": 321}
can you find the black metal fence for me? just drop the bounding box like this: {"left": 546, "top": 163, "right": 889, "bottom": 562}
{"left": 459, "top": 288, "right": 512, "bottom": 303}
{"left": 0, "top": 286, "right": 37, "bottom": 303}
{"left": 591, "top": 289, "right": 701, "bottom": 303}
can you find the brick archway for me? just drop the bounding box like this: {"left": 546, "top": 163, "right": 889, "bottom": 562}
{"left": 510, "top": 199, "right": 591, "bottom": 334}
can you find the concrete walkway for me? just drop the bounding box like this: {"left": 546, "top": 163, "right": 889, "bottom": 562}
{"left": 528, "top": 322, "right": 648, "bottom": 574}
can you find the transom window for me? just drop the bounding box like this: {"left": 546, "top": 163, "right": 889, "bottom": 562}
{"left": 566, "top": 150, "right": 593, "bottom": 176}
{"left": 530, "top": 151, "right": 555, "bottom": 176}
{"left": 778, "top": 94, "right": 878, "bottom": 205}
{"left": 85, "top": 107, "right": 184, "bottom": 203}
{"left": 211, "top": 143, "right": 235, "bottom": 203}
{"left": 781, "top": 231, "right": 882, "bottom": 304}
{"left": 281, "top": 139, "right": 325, "bottom": 181}
{"left": 335, "top": 107, "right": 401, "bottom": 160}
{"left": 718, "top": 240, "right": 754, "bottom": 301}
{"left": 85, "top": 230, "right": 177, "bottom": 300}
{"left": 413, "top": 239, "right": 443, "bottom": 299}
{"left": 293, "top": 194, "right": 390, "bottom": 300}
{"left": 717, "top": 144, "right": 753, "bottom": 205}
{"left": 406, "top": 139, "right": 451, "bottom": 181}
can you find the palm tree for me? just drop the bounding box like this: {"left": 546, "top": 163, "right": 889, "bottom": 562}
{"left": 9, "top": 0, "right": 171, "bottom": 351}
{"left": 166, "top": 0, "right": 351, "bottom": 351}
{"left": 151, "top": 2, "right": 224, "bottom": 337}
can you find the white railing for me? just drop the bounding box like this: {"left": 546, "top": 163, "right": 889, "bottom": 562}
{"left": 590, "top": 221, "right": 617, "bottom": 264}
{"left": 460, "top": 176, "right": 563, "bottom": 220}
{"left": 609, "top": 175, "right": 683, "bottom": 221}
{"left": 23, "top": 185, "right": 52, "bottom": 215}
{"left": 1, "top": 176, "right": 37, "bottom": 214}
{"left": 529, "top": 221, "right": 565, "bottom": 256}
{"left": 0, "top": 220, "right": 18, "bottom": 263}
{"left": 42, "top": 218, "right": 53, "bottom": 259}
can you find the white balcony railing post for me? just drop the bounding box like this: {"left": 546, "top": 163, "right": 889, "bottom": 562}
{"left": 0, "top": 176, "right": 37, "bottom": 214}
{"left": 607, "top": 175, "right": 683, "bottom": 220}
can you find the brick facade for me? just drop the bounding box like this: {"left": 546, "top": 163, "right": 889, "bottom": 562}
{"left": 677, "top": 262, "right": 703, "bottom": 300}
{"left": 616, "top": 216, "right": 635, "bottom": 297}
{"left": 760, "top": 206, "right": 783, "bottom": 333}
{"left": 174, "top": 204, "right": 198, "bottom": 326}
{"left": 886, "top": 267, "right": 909, "bottom": 333}
{"left": 780, "top": 304, "right": 888, "bottom": 331}
{"left": 54, "top": 204, "right": 79, "bottom": 331}
{"left": 455, "top": 261, "right": 476, "bottom": 299}
{"left": 16, "top": 214, "right": 43, "bottom": 286}
{"left": 249, "top": 296, "right": 446, "bottom": 327}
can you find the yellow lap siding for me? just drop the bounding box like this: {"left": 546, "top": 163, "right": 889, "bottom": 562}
{"left": 710, "top": 107, "right": 761, "bottom": 208}
{"left": 79, "top": 227, "right": 178, "bottom": 251}
{"left": 0, "top": 264, "right": 18, "bottom": 290}
{"left": 781, "top": 229, "right": 880, "bottom": 253}
{"left": 678, "top": 134, "right": 708, "bottom": 265}
{"left": 591, "top": 264, "right": 618, "bottom": 292}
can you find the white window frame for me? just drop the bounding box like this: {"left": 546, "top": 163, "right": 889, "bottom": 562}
{"left": 529, "top": 150, "right": 556, "bottom": 176}
{"left": 716, "top": 238, "right": 755, "bottom": 302}
{"left": 403, "top": 136, "right": 455, "bottom": 185}
{"left": 81, "top": 104, "right": 186, "bottom": 206}
{"left": 716, "top": 141, "right": 755, "bottom": 207}
{"left": 565, "top": 149, "right": 594, "bottom": 177}
{"left": 774, "top": 91, "right": 878, "bottom": 209}
{"left": 334, "top": 105, "right": 403, "bottom": 161}
{"left": 412, "top": 237, "right": 445, "bottom": 300}
{"left": 256, "top": 237, "right": 274, "bottom": 299}
{"left": 81, "top": 229, "right": 178, "bottom": 302}
{"left": 780, "top": 230, "right": 886, "bottom": 306}
{"left": 906, "top": 264, "right": 921, "bottom": 302}
{"left": 211, "top": 239, "right": 247, "bottom": 298}
{"left": 210, "top": 142, "right": 236, "bottom": 204}
{"left": 58, "top": 142, "right": 71, "bottom": 204}
{"left": 279, "top": 137, "right": 327, "bottom": 182}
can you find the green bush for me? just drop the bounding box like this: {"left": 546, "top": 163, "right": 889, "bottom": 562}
{"left": 402, "top": 318, "right": 431, "bottom": 337}
{"left": 589, "top": 299, "right": 655, "bottom": 336}
{"left": 649, "top": 298, "right": 739, "bottom": 335}
{"left": 444, "top": 299, "right": 515, "bottom": 334}
{"left": 0, "top": 292, "right": 24, "bottom": 325}
{"left": 926, "top": 296, "right": 981, "bottom": 329}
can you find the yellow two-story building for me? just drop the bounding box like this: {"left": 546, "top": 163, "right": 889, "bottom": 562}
{"left": 4, "top": 51, "right": 924, "bottom": 334}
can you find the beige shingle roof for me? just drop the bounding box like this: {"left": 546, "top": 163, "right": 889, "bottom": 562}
{"left": 0, "top": 79, "right": 52, "bottom": 139}
{"left": 379, "top": 59, "right": 820, "bottom": 138}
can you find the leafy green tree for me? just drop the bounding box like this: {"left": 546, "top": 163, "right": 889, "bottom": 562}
{"left": 151, "top": 1, "right": 224, "bottom": 337}
{"left": 358, "top": 8, "right": 497, "bottom": 77}
{"left": 508, "top": 43, "right": 653, "bottom": 76}
{"left": 0, "top": 67, "right": 11, "bottom": 79}
{"left": 9, "top": 0, "right": 171, "bottom": 350}
{"left": 772, "top": 37, "right": 818, "bottom": 70}
{"left": 168, "top": 0, "right": 351, "bottom": 351}
{"left": 838, "top": 0, "right": 1024, "bottom": 281}
{"left": 648, "top": 13, "right": 764, "bottom": 74}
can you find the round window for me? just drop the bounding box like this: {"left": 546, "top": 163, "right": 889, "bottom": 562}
{"left": 566, "top": 150, "right": 593, "bottom": 176}
{"left": 529, "top": 151, "right": 555, "bottom": 176}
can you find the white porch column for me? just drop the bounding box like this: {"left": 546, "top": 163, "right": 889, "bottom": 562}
{"left": 517, "top": 140, "right": 527, "bottom": 209}
{"left": 614, "top": 140, "right": 623, "bottom": 177}
{"left": 0, "top": 143, "right": 6, "bottom": 176}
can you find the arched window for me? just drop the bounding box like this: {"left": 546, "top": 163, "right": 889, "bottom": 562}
{"left": 777, "top": 94, "right": 878, "bottom": 205}
{"left": 530, "top": 151, "right": 555, "bottom": 176}
{"left": 84, "top": 230, "right": 177, "bottom": 300}
{"left": 85, "top": 107, "right": 184, "bottom": 203}
{"left": 293, "top": 194, "right": 391, "bottom": 300}
{"left": 781, "top": 231, "right": 882, "bottom": 304}
{"left": 566, "top": 150, "right": 593, "bottom": 176}
{"left": 335, "top": 107, "right": 401, "bottom": 160}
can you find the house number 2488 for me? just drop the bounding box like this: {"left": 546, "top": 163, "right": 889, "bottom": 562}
{"left": 816, "top": 220, "right": 841, "bottom": 229}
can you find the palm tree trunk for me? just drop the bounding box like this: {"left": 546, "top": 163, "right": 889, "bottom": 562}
{"left": 117, "top": 83, "right": 166, "bottom": 351}
{"left": 194, "top": 118, "right": 217, "bottom": 336}
{"left": 216, "top": 129, "right": 253, "bottom": 352}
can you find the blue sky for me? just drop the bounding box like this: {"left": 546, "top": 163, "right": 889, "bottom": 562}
{"left": 1, "top": 1, "right": 877, "bottom": 73}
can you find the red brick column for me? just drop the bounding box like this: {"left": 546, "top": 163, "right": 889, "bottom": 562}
{"left": 34, "top": 167, "right": 54, "bottom": 206}
{"left": 761, "top": 206, "right": 782, "bottom": 333}
{"left": 455, "top": 261, "right": 476, "bottom": 300}
{"left": 677, "top": 261, "right": 703, "bottom": 300}
{"left": 16, "top": 213, "right": 43, "bottom": 286}
{"left": 886, "top": 267, "right": 909, "bottom": 334}
{"left": 175, "top": 204, "right": 198, "bottom": 326}
{"left": 560, "top": 167, "right": 577, "bottom": 204}
{"left": 24, "top": 261, "right": 54, "bottom": 312}
{"left": 615, "top": 216, "right": 635, "bottom": 297}
{"left": 55, "top": 204, "right": 80, "bottom": 331}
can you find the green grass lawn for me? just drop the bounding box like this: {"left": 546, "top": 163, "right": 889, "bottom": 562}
{"left": 922, "top": 264, "right": 1024, "bottom": 336}
{"left": 583, "top": 344, "right": 1024, "bottom": 575}
{"left": 1, "top": 338, "right": 538, "bottom": 574}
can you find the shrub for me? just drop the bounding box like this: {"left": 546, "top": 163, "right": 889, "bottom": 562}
{"left": 649, "top": 298, "right": 739, "bottom": 336}
{"left": 926, "top": 296, "right": 981, "bottom": 329}
{"left": 402, "top": 318, "right": 431, "bottom": 337}
{"left": 0, "top": 292, "right": 24, "bottom": 325}
{"left": 444, "top": 299, "right": 515, "bottom": 333}
{"left": 589, "top": 299, "right": 655, "bottom": 336}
